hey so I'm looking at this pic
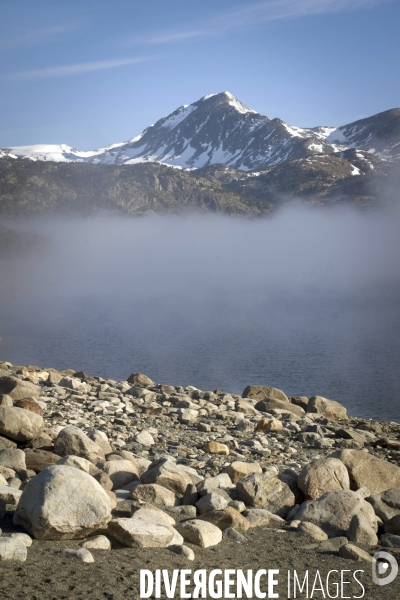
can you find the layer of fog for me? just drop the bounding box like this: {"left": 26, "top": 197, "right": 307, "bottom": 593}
{"left": 2, "top": 203, "right": 400, "bottom": 301}
{"left": 0, "top": 204, "right": 399, "bottom": 420}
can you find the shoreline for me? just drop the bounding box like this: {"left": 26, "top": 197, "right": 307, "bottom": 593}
{"left": 1, "top": 360, "right": 400, "bottom": 597}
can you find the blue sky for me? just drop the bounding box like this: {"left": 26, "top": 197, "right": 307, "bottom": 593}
{"left": 1, "top": 0, "right": 399, "bottom": 150}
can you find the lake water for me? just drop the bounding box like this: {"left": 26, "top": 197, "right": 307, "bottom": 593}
{"left": 0, "top": 207, "right": 399, "bottom": 422}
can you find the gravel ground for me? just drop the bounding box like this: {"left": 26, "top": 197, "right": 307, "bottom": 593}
{"left": 0, "top": 513, "right": 399, "bottom": 600}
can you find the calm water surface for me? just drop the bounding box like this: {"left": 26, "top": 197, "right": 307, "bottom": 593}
{"left": 0, "top": 210, "right": 399, "bottom": 421}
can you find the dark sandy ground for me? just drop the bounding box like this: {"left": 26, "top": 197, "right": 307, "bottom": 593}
{"left": 0, "top": 510, "right": 399, "bottom": 600}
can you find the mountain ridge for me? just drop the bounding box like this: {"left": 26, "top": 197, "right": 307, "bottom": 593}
{"left": 2, "top": 92, "right": 400, "bottom": 170}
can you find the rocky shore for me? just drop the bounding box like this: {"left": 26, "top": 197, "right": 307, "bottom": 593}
{"left": 1, "top": 360, "right": 400, "bottom": 595}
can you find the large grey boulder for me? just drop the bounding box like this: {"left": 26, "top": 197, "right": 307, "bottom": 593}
{"left": 223, "top": 461, "right": 262, "bottom": 484}
{"left": 236, "top": 472, "right": 295, "bottom": 517}
{"left": 296, "top": 489, "right": 377, "bottom": 537}
{"left": 242, "top": 386, "right": 289, "bottom": 403}
{"left": 0, "top": 376, "right": 41, "bottom": 400}
{"left": 0, "top": 406, "right": 43, "bottom": 442}
{"left": 126, "top": 373, "right": 155, "bottom": 388}
{"left": 140, "top": 458, "right": 192, "bottom": 498}
{"left": 297, "top": 457, "right": 350, "bottom": 500}
{"left": 14, "top": 465, "right": 112, "bottom": 539}
{"left": 196, "top": 493, "right": 228, "bottom": 515}
{"left": 307, "top": 396, "right": 347, "bottom": 420}
{"left": 109, "top": 518, "right": 175, "bottom": 548}
{"left": 54, "top": 426, "right": 105, "bottom": 464}
{"left": 367, "top": 488, "right": 400, "bottom": 522}
{"left": 331, "top": 449, "right": 400, "bottom": 495}
{"left": 130, "top": 483, "right": 178, "bottom": 507}
{"left": 176, "top": 519, "right": 222, "bottom": 548}
{"left": 108, "top": 507, "right": 180, "bottom": 548}
{"left": 254, "top": 398, "right": 304, "bottom": 417}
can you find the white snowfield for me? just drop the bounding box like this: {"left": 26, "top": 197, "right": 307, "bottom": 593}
{"left": 2, "top": 91, "right": 396, "bottom": 170}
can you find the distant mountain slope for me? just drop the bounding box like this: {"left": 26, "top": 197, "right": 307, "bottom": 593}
{"left": 0, "top": 158, "right": 272, "bottom": 217}
{"left": 2, "top": 93, "right": 399, "bottom": 170}
{"left": 0, "top": 155, "right": 398, "bottom": 218}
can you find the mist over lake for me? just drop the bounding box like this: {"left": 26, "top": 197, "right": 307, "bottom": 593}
{"left": 1, "top": 204, "right": 399, "bottom": 422}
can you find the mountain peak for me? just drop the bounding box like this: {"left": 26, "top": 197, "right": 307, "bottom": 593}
{"left": 198, "top": 91, "right": 258, "bottom": 115}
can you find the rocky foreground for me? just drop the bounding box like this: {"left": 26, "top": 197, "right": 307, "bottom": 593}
{"left": 0, "top": 360, "right": 400, "bottom": 567}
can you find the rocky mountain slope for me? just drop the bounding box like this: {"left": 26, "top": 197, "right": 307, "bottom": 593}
{"left": 0, "top": 158, "right": 272, "bottom": 217}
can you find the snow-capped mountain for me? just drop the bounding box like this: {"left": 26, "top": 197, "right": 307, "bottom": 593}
{"left": 1, "top": 92, "right": 399, "bottom": 170}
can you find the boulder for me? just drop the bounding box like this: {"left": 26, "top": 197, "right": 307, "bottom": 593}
{"left": 56, "top": 455, "right": 99, "bottom": 476}
{"left": 130, "top": 483, "right": 178, "bottom": 507}
{"left": 198, "top": 507, "right": 250, "bottom": 533}
{"left": 331, "top": 449, "right": 400, "bottom": 495}
{"left": 0, "top": 406, "right": 43, "bottom": 442}
{"left": 197, "top": 473, "right": 233, "bottom": 496}
{"left": 254, "top": 399, "right": 304, "bottom": 417}
{"left": 223, "top": 461, "right": 262, "bottom": 484}
{"left": 0, "top": 538, "right": 27, "bottom": 562}
{"left": 298, "top": 521, "right": 328, "bottom": 541}
{"left": 98, "top": 459, "right": 139, "bottom": 489}
{"left": 140, "top": 458, "right": 192, "bottom": 498}
{"left": 244, "top": 509, "right": 285, "bottom": 528}
{"left": 338, "top": 544, "right": 373, "bottom": 562}
{"left": 0, "top": 435, "right": 17, "bottom": 450}
{"left": 24, "top": 449, "right": 59, "bottom": 473}
{"left": 347, "top": 514, "right": 378, "bottom": 546}
{"left": 13, "top": 399, "right": 43, "bottom": 416}
{"left": 236, "top": 472, "right": 295, "bottom": 517}
{"left": 14, "top": 465, "right": 112, "bottom": 539}
{"left": 54, "top": 426, "right": 105, "bottom": 464}
{"left": 126, "top": 373, "right": 155, "bottom": 388}
{"left": 81, "top": 535, "right": 111, "bottom": 550}
{"left": 63, "top": 548, "right": 94, "bottom": 563}
{"left": 297, "top": 457, "right": 350, "bottom": 500}
{"left": 86, "top": 430, "right": 112, "bottom": 455}
{"left": 0, "top": 448, "right": 26, "bottom": 472}
{"left": 176, "top": 519, "right": 222, "bottom": 548}
{"left": 196, "top": 493, "right": 228, "bottom": 515}
{"left": 58, "top": 377, "right": 88, "bottom": 394}
{"left": 0, "top": 485, "right": 23, "bottom": 507}
{"left": 0, "top": 376, "right": 41, "bottom": 400}
{"left": 10, "top": 533, "right": 32, "bottom": 547}
{"left": 235, "top": 399, "right": 258, "bottom": 415}
{"left": 203, "top": 441, "right": 229, "bottom": 455}
{"left": 109, "top": 518, "right": 175, "bottom": 548}
{"left": 242, "top": 386, "right": 289, "bottom": 403}
{"left": 134, "top": 431, "right": 155, "bottom": 446}
{"left": 383, "top": 514, "right": 400, "bottom": 536}
{"left": 255, "top": 418, "right": 283, "bottom": 432}
{"left": 307, "top": 396, "right": 347, "bottom": 420}
{"left": 0, "top": 395, "right": 13, "bottom": 407}
{"left": 177, "top": 409, "right": 199, "bottom": 425}
{"left": 169, "top": 544, "right": 195, "bottom": 560}
{"left": 296, "top": 489, "right": 377, "bottom": 537}
{"left": 381, "top": 534, "right": 400, "bottom": 548}
{"left": 367, "top": 488, "right": 400, "bottom": 522}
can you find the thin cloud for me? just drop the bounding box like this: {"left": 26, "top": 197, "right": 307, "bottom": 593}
{"left": 0, "top": 23, "right": 83, "bottom": 50}
{"left": 5, "top": 56, "right": 159, "bottom": 81}
{"left": 123, "top": 0, "right": 395, "bottom": 46}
